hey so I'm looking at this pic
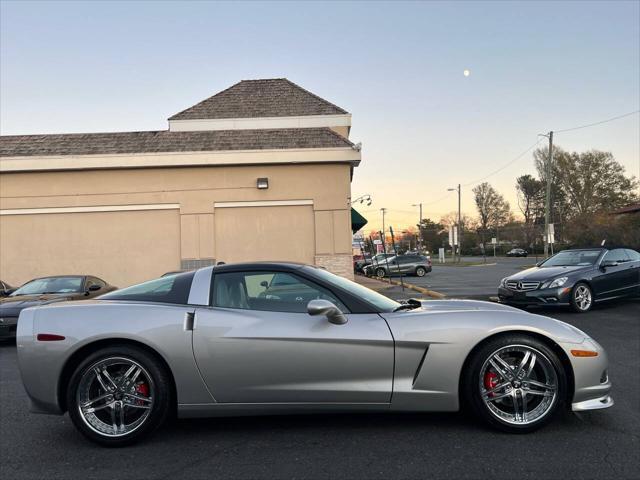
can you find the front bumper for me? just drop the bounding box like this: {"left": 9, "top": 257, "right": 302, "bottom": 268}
{"left": 498, "top": 286, "right": 572, "bottom": 306}
{"left": 0, "top": 316, "right": 18, "bottom": 338}
{"left": 572, "top": 394, "right": 614, "bottom": 411}
{"left": 562, "top": 337, "right": 613, "bottom": 412}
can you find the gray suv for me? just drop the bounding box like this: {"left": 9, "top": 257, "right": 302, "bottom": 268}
{"left": 365, "top": 255, "right": 432, "bottom": 278}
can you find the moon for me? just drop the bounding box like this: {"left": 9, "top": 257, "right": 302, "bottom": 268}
{"left": 463, "top": 69, "right": 471, "bottom": 77}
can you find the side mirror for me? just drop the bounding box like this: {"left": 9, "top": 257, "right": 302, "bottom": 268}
{"left": 88, "top": 284, "right": 102, "bottom": 292}
{"left": 260, "top": 280, "right": 269, "bottom": 288}
{"left": 307, "top": 299, "right": 348, "bottom": 325}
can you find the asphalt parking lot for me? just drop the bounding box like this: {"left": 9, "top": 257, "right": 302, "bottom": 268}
{"left": 1, "top": 296, "right": 638, "bottom": 480}
{"left": 395, "top": 256, "right": 535, "bottom": 297}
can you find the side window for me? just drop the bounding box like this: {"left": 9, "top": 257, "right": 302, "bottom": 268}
{"left": 603, "top": 249, "right": 630, "bottom": 264}
{"left": 212, "top": 271, "right": 349, "bottom": 314}
{"left": 625, "top": 249, "right": 640, "bottom": 261}
{"left": 401, "top": 256, "right": 418, "bottom": 264}
{"left": 100, "top": 271, "right": 195, "bottom": 304}
{"left": 85, "top": 278, "right": 95, "bottom": 290}
{"left": 93, "top": 277, "right": 107, "bottom": 288}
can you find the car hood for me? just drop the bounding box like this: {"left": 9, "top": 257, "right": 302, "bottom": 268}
{"left": 412, "top": 299, "right": 523, "bottom": 313}
{"left": 0, "top": 294, "right": 77, "bottom": 316}
{"left": 507, "top": 265, "right": 591, "bottom": 281}
{"left": 386, "top": 299, "right": 590, "bottom": 344}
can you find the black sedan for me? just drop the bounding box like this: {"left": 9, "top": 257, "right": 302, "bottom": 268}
{"left": 498, "top": 247, "right": 640, "bottom": 312}
{"left": 506, "top": 248, "right": 528, "bottom": 257}
{"left": 0, "top": 275, "right": 117, "bottom": 339}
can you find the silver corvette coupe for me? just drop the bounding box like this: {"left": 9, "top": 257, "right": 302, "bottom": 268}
{"left": 16, "top": 263, "right": 613, "bottom": 446}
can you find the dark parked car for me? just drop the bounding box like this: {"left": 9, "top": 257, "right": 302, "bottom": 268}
{"left": 0, "top": 275, "right": 117, "bottom": 339}
{"left": 364, "top": 255, "right": 432, "bottom": 278}
{"left": 506, "top": 248, "right": 528, "bottom": 257}
{"left": 0, "top": 280, "right": 15, "bottom": 297}
{"left": 498, "top": 247, "right": 640, "bottom": 312}
{"left": 358, "top": 253, "right": 394, "bottom": 274}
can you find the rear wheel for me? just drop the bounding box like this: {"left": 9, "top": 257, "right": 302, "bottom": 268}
{"left": 415, "top": 267, "right": 427, "bottom": 277}
{"left": 571, "top": 282, "right": 593, "bottom": 313}
{"left": 67, "top": 345, "right": 171, "bottom": 446}
{"left": 462, "top": 334, "right": 567, "bottom": 433}
{"left": 376, "top": 267, "right": 386, "bottom": 278}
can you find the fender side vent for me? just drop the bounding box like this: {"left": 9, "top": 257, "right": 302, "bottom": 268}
{"left": 412, "top": 345, "right": 430, "bottom": 387}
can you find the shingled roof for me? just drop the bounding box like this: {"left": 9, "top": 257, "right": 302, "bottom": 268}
{"left": 169, "top": 79, "right": 348, "bottom": 121}
{"left": 0, "top": 128, "right": 354, "bottom": 158}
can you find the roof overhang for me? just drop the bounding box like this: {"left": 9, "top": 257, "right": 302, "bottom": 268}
{"left": 0, "top": 146, "right": 361, "bottom": 173}
{"left": 168, "top": 113, "right": 351, "bottom": 132}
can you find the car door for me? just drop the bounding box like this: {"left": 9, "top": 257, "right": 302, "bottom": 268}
{"left": 405, "top": 256, "right": 421, "bottom": 273}
{"left": 192, "top": 270, "right": 394, "bottom": 404}
{"left": 624, "top": 249, "right": 640, "bottom": 294}
{"left": 592, "top": 249, "right": 634, "bottom": 298}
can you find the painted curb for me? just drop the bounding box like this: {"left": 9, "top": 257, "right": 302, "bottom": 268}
{"left": 363, "top": 275, "right": 446, "bottom": 299}
{"left": 389, "top": 279, "right": 446, "bottom": 299}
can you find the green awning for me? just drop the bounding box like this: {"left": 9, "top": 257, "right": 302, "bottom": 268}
{"left": 351, "top": 207, "right": 368, "bottom": 233}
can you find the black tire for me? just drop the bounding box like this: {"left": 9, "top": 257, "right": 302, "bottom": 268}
{"left": 461, "top": 334, "right": 567, "bottom": 433}
{"left": 570, "top": 282, "right": 593, "bottom": 313}
{"left": 66, "top": 345, "right": 172, "bottom": 447}
{"left": 375, "top": 267, "right": 386, "bottom": 278}
{"left": 415, "top": 267, "right": 427, "bottom": 277}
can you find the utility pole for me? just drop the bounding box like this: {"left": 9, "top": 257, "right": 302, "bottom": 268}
{"left": 541, "top": 131, "right": 553, "bottom": 257}
{"left": 380, "top": 208, "right": 387, "bottom": 250}
{"left": 412, "top": 203, "right": 423, "bottom": 251}
{"left": 457, "top": 184, "right": 462, "bottom": 263}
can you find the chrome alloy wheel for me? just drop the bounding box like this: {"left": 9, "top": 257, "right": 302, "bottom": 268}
{"left": 76, "top": 357, "right": 154, "bottom": 437}
{"left": 574, "top": 285, "right": 592, "bottom": 311}
{"left": 479, "top": 345, "right": 558, "bottom": 425}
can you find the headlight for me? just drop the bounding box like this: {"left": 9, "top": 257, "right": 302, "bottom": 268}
{"left": 499, "top": 277, "right": 508, "bottom": 287}
{"left": 544, "top": 276, "right": 568, "bottom": 288}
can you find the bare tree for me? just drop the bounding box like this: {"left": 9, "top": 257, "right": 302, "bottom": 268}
{"left": 472, "top": 182, "right": 511, "bottom": 253}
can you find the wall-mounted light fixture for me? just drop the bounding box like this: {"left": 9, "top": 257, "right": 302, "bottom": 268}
{"left": 257, "top": 177, "right": 269, "bottom": 189}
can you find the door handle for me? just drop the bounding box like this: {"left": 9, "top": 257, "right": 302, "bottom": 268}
{"left": 184, "top": 311, "right": 195, "bottom": 331}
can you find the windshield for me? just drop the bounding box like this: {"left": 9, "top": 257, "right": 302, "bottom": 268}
{"left": 540, "top": 250, "right": 602, "bottom": 267}
{"left": 11, "top": 277, "right": 84, "bottom": 296}
{"left": 305, "top": 267, "right": 400, "bottom": 312}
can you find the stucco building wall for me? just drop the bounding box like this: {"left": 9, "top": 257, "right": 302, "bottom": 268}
{"left": 0, "top": 163, "right": 354, "bottom": 286}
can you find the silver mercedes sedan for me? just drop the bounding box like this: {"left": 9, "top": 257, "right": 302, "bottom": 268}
{"left": 16, "top": 263, "right": 613, "bottom": 446}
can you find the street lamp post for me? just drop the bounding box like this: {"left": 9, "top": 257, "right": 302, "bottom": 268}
{"left": 447, "top": 184, "right": 462, "bottom": 263}
{"left": 380, "top": 207, "right": 387, "bottom": 249}
{"left": 412, "top": 203, "right": 423, "bottom": 252}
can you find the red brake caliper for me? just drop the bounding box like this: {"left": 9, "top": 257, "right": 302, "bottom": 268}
{"left": 484, "top": 371, "right": 499, "bottom": 397}
{"left": 135, "top": 383, "right": 149, "bottom": 405}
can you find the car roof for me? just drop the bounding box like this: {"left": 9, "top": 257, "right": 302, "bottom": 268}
{"left": 212, "top": 261, "right": 309, "bottom": 273}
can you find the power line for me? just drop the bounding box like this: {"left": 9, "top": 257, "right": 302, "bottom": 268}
{"left": 555, "top": 109, "right": 639, "bottom": 133}
{"left": 462, "top": 139, "right": 542, "bottom": 187}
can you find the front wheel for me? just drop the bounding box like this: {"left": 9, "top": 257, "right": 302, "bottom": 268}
{"left": 375, "top": 267, "right": 386, "bottom": 278}
{"left": 67, "top": 345, "right": 172, "bottom": 446}
{"left": 415, "top": 267, "right": 427, "bottom": 277}
{"left": 462, "top": 334, "right": 567, "bottom": 433}
{"left": 571, "top": 282, "right": 593, "bottom": 313}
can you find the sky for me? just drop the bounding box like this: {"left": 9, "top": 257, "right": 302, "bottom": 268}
{"left": 1, "top": 0, "right": 639, "bottom": 231}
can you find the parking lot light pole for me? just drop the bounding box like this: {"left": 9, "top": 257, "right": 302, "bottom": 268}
{"left": 380, "top": 207, "right": 387, "bottom": 249}
{"left": 447, "top": 185, "right": 462, "bottom": 263}
{"left": 412, "top": 203, "right": 423, "bottom": 251}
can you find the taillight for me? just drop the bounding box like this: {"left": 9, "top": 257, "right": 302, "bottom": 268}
{"left": 37, "top": 333, "right": 66, "bottom": 341}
